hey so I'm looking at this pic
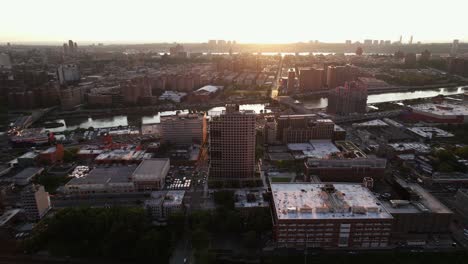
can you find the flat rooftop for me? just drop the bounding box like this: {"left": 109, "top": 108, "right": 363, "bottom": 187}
{"left": 271, "top": 183, "right": 393, "bottom": 220}
{"left": 132, "top": 158, "right": 170, "bottom": 181}
{"left": 388, "top": 142, "right": 431, "bottom": 153}
{"left": 67, "top": 166, "right": 136, "bottom": 185}
{"left": 381, "top": 179, "right": 452, "bottom": 215}
{"left": 13, "top": 167, "right": 43, "bottom": 180}
{"left": 18, "top": 151, "right": 39, "bottom": 159}
{"left": 407, "top": 127, "right": 454, "bottom": 138}
{"left": 287, "top": 140, "right": 340, "bottom": 159}
{"left": 411, "top": 103, "right": 468, "bottom": 116}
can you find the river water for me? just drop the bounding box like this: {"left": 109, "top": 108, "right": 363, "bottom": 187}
{"left": 47, "top": 104, "right": 268, "bottom": 133}
{"left": 47, "top": 86, "right": 467, "bottom": 132}
{"left": 303, "top": 86, "right": 467, "bottom": 109}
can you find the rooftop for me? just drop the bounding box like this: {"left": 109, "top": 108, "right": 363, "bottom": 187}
{"left": 411, "top": 103, "right": 468, "bottom": 116}
{"left": 13, "top": 167, "right": 44, "bottom": 181}
{"left": 407, "top": 127, "right": 454, "bottom": 139}
{"left": 194, "top": 85, "right": 222, "bottom": 94}
{"left": 287, "top": 140, "right": 340, "bottom": 159}
{"left": 0, "top": 209, "right": 22, "bottom": 227}
{"left": 380, "top": 179, "right": 452, "bottom": 215}
{"left": 132, "top": 158, "right": 170, "bottom": 181}
{"left": 271, "top": 183, "right": 393, "bottom": 220}
{"left": 18, "top": 151, "right": 39, "bottom": 159}
{"left": 67, "top": 166, "right": 136, "bottom": 185}
{"left": 352, "top": 119, "right": 389, "bottom": 128}
{"left": 388, "top": 142, "right": 431, "bottom": 153}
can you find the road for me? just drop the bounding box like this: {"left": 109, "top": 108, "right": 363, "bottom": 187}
{"left": 270, "top": 56, "right": 283, "bottom": 99}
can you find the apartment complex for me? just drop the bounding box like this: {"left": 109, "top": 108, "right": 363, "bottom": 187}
{"left": 299, "top": 67, "right": 324, "bottom": 91}
{"left": 327, "top": 81, "right": 367, "bottom": 115}
{"left": 209, "top": 104, "right": 257, "bottom": 185}
{"left": 276, "top": 114, "right": 335, "bottom": 144}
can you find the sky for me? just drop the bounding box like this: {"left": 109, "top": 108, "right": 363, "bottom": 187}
{"left": 1, "top": 0, "right": 467, "bottom": 44}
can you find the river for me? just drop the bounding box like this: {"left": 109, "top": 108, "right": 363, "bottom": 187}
{"left": 302, "top": 86, "right": 467, "bottom": 109}
{"left": 47, "top": 86, "right": 467, "bottom": 132}
{"left": 46, "top": 104, "right": 268, "bottom": 133}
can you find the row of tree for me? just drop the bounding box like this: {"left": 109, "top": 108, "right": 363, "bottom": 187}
{"left": 24, "top": 207, "right": 179, "bottom": 263}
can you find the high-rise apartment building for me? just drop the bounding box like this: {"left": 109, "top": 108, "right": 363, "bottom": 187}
{"left": 160, "top": 113, "right": 207, "bottom": 145}
{"left": 299, "top": 68, "right": 324, "bottom": 91}
{"left": 287, "top": 69, "right": 295, "bottom": 92}
{"left": 209, "top": 104, "right": 257, "bottom": 185}
{"left": 327, "top": 81, "right": 367, "bottom": 115}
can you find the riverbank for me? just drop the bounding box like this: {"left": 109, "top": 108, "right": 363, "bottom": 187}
{"left": 294, "top": 82, "right": 465, "bottom": 100}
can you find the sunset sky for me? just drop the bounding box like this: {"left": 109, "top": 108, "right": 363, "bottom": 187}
{"left": 1, "top": 0, "right": 466, "bottom": 44}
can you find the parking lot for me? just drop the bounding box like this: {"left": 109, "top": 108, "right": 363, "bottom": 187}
{"left": 164, "top": 164, "right": 208, "bottom": 191}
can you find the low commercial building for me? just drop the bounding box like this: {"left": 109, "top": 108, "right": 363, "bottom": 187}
{"left": 94, "top": 149, "right": 151, "bottom": 164}
{"left": 271, "top": 183, "right": 393, "bottom": 249}
{"left": 132, "top": 159, "right": 170, "bottom": 191}
{"left": 406, "top": 127, "right": 454, "bottom": 139}
{"left": 382, "top": 177, "right": 453, "bottom": 242}
{"left": 383, "top": 142, "right": 431, "bottom": 158}
{"left": 287, "top": 140, "right": 340, "bottom": 160}
{"left": 406, "top": 103, "right": 468, "bottom": 124}
{"left": 64, "top": 166, "right": 136, "bottom": 195}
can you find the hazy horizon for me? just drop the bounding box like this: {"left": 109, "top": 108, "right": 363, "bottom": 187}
{"left": 2, "top": 0, "right": 467, "bottom": 44}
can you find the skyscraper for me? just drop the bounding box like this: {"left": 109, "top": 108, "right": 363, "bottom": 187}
{"left": 327, "top": 81, "right": 367, "bottom": 115}
{"left": 451, "top": 39, "right": 460, "bottom": 55}
{"left": 209, "top": 104, "right": 257, "bottom": 186}
{"left": 287, "top": 69, "right": 295, "bottom": 92}
{"left": 68, "top": 40, "right": 74, "bottom": 53}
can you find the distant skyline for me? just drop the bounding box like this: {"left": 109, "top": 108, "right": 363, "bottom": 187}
{"left": 1, "top": 0, "right": 467, "bottom": 44}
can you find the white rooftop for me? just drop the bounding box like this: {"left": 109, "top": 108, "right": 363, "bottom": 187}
{"left": 195, "top": 85, "right": 222, "bottom": 94}
{"left": 271, "top": 183, "right": 393, "bottom": 220}
{"left": 287, "top": 140, "right": 340, "bottom": 159}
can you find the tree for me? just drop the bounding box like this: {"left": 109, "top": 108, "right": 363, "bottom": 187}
{"left": 213, "top": 190, "right": 235, "bottom": 209}
{"left": 356, "top": 47, "right": 363, "bottom": 56}
{"left": 192, "top": 228, "right": 210, "bottom": 250}
{"left": 242, "top": 231, "right": 258, "bottom": 248}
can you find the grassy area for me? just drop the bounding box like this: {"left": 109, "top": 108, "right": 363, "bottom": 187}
{"left": 270, "top": 177, "right": 292, "bottom": 183}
